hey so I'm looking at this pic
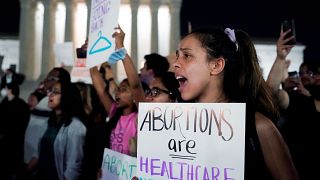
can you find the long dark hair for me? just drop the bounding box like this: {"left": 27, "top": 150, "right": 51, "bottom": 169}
{"left": 156, "top": 71, "right": 181, "bottom": 101}
{"left": 105, "top": 79, "right": 137, "bottom": 148}
{"left": 189, "top": 28, "right": 279, "bottom": 120}
{"left": 48, "top": 68, "right": 87, "bottom": 127}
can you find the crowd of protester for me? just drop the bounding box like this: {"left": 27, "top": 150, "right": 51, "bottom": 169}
{"left": 0, "top": 23, "right": 319, "bottom": 180}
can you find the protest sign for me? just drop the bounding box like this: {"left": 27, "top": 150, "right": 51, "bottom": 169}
{"left": 86, "top": 0, "right": 121, "bottom": 68}
{"left": 137, "top": 103, "right": 246, "bottom": 180}
{"left": 70, "top": 65, "right": 92, "bottom": 84}
{"left": 101, "top": 148, "right": 137, "bottom": 180}
{"left": 54, "top": 42, "right": 75, "bottom": 66}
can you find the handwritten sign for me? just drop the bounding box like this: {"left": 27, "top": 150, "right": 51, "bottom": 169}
{"left": 137, "top": 103, "right": 246, "bottom": 180}
{"left": 101, "top": 148, "right": 137, "bottom": 180}
{"left": 86, "top": 0, "right": 121, "bottom": 68}
{"left": 53, "top": 42, "right": 75, "bottom": 66}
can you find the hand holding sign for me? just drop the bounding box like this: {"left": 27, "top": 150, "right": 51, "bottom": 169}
{"left": 137, "top": 103, "right": 246, "bottom": 180}
{"left": 112, "top": 25, "right": 125, "bottom": 49}
{"left": 87, "top": 0, "right": 121, "bottom": 68}
{"left": 101, "top": 148, "right": 137, "bottom": 180}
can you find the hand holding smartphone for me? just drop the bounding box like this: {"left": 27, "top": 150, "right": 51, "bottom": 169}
{"left": 288, "top": 71, "right": 299, "bottom": 82}
{"left": 76, "top": 48, "right": 87, "bottom": 58}
{"left": 287, "top": 71, "right": 300, "bottom": 91}
{"left": 281, "top": 19, "right": 296, "bottom": 45}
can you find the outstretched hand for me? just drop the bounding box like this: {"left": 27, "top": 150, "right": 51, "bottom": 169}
{"left": 112, "top": 25, "right": 125, "bottom": 50}
{"left": 276, "top": 29, "right": 295, "bottom": 60}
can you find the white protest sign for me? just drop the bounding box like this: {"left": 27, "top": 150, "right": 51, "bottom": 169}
{"left": 70, "top": 66, "right": 92, "bottom": 84}
{"left": 87, "top": 0, "right": 121, "bottom": 68}
{"left": 101, "top": 148, "right": 137, "bottom": 180}
{"left": 137, "top": 103, "right": 246, "bottom": 180}
{"left": 54, "top": 42, "right": 75, "bottom": 66}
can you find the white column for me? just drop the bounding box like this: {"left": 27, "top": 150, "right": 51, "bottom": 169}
{"left": 85, "top": 0, "right": 91, "bottom": 37}
{"left": 150, "top": 0, "right": 161, "bottom": 53}
{"left": 41, "top": 0, "right": 57, "bottom": 75}
{"left": 64, "top": 0, "right": 76, "bottom": 42}
{"left": 130, "top": 0, "right": 139, "bottom": 67}
{"left": 19, "top": 0, "right": 37, "bottom": 80}
{"left": 169, "top": 0, "right": 182, "bottom": 53}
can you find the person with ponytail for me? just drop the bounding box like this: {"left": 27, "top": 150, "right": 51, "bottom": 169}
{"left": 174, "top": 27, "right": 299, "bottom": 180}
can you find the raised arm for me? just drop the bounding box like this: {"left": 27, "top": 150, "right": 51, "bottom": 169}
{"left": 267, "top": 29, "right": 295, "bottom": 109}
{"left": 90, "top": 66, "right": 114, "bottom": 115}
{"left": 112, "top": 26, "right": 146, "bottom": 105}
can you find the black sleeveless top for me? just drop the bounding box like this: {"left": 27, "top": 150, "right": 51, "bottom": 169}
{"left": 244, "top": 107, "right": 272, "bottom": 180}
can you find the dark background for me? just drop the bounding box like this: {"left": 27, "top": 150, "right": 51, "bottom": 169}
{"left": 180, "top": 0, "right": 319, "bottom": 62}
{"left": 1, "top": 0, "right": 318, "bottom": 62}
{"left": 0, "top": 0, "right": 20, "bottom": 37}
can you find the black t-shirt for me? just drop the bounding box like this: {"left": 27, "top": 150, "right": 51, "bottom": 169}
{"left": 244, "top": 107, "right": 272, "bottom": 180}
{"left": 281, "top": 93, "right": 320, "bottom": 179}
{"left": 0, "top": 97, "right": 30, "bottom": 177}
{"left": 37, "top": 117, "right": 63, "bottom": 180}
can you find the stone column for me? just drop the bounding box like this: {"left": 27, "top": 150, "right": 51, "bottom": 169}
{"left": 41, "top": 0, "right": 57, "bottom": 75}
{"left": 130, "top": 0, "right": 139, "bottom": 67}
{"left": 64, "top": 0, "right": 76, "bottom": 42}
{"left": 169, "top": 0, "right": 182, "bottom": 53}
{"left": 85, "top": 0, "right": 91, "bottom": 37}
{"left": 19, "top": 0, "right": 37, "bottom": 80}
{"left": 150, "top": 0, "right": 161, "bottom": 53}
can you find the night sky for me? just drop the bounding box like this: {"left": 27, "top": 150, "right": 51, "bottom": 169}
{"left": 180, "top": 0, "right": 319, "bottom": 62}
{"left": 0, "top": 0, "right": 20, "bottom": 36}
{"left": 0, "top": 0, "right": 318, "bottom": 61}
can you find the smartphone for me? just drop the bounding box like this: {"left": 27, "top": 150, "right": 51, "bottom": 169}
{"left": 288, "top": 71, "right": 299, "bottom": 82}
{"left": 76, "top": 48, "right": 87, "bottom": 58}
{"left": 281, "top": 19, "right": 296, "bottom": 45}
{"left": 286, "top": 71, "right": 299, "bottom": 91}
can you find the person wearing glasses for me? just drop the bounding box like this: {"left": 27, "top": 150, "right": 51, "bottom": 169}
{"left": 112, "top": 26, "right": 181, "bottom": 103}
{"left": 267, "top": 28, "right": 320, "bottom": 180}
{"left": 144, "top": 71, "right": 181, "bottom": 102}
{"left": 23, "top": 67, "right": 70, "bottom": 179}
{"left": 35, "top": 68, "right": 87, "bottom": 180}
{"left": 89, "top": 26, "right": 182, "bottom": 179}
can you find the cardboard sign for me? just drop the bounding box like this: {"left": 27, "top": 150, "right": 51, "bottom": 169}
{"left": 137, "top": 103, "right": 246, "bottom": 180}
{"left": 86, "top": 0, "right": 121, "bottom": 68}
{"left": 101, "top": 148, "right": 137, "bottom": 180}
{"left": 54, "top": 42, "right": 75, "bottom": 66}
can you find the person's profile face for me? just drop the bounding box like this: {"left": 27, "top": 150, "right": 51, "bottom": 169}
{"left": 146, "top": 78, "right": 172, "bottom": 102}
{"left": 47, "top": 82, "right": 62, "bottom": 110}
{"left": 174, "top": 35, "right": 212, "bottom": 101}
{"left": 5, "top": 69, "right": 13, "bottom": 75}
{"left": 312, "top": 70, "right": 320, "bottom": 86}
{"left": 28, "top": 94, "right": 39, "bottom": 110}
{"left": 139, "top": 63, "right": 152, "bottom": 83}
{"left": 299, "top": 65, "right": 313, "bottom": 86}
{"left": 115, "top": 81, "right": 134, "bottom": 108}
